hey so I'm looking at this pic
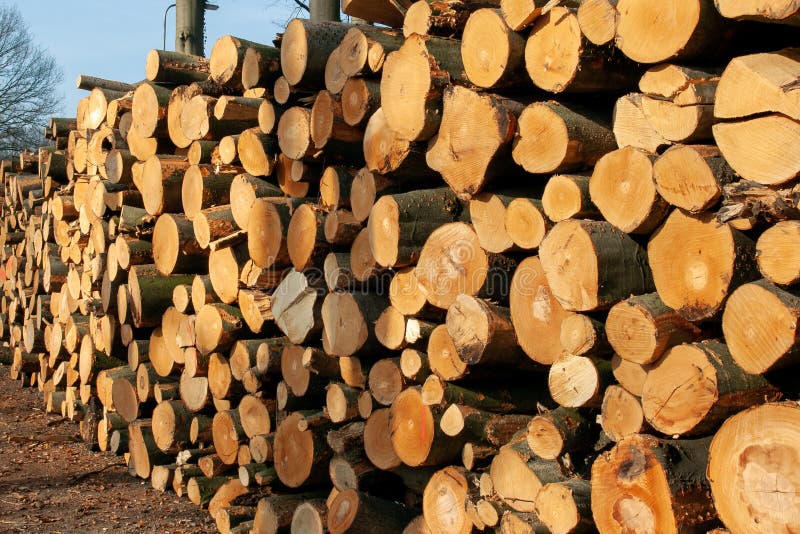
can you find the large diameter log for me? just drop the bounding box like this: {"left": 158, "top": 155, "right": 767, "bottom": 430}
{"left": 196, "top": 303, "right": 244, "bottom": 355}
{"left": 274, "top": 412, "right": 331, "bottom": 488}
{"left": 152, "top": 213, "right": 208, "bottom": 275}
{"left": 723, "top": 279, "right": 800, "bottom": 374}
{"left": 181, "top": 164, "right": 238, "bottom": 219}
{"left": 525, "top": 7, "right": 639, "bottom": 93}
{"left": 606, "top": 292, "right": 702, "bottom": 365}
{"left": 509, "top": 256, "right": 570, "bottom": 365}
{"left": 591, "top": 434, "right": 716, "bottom": 532}
{"left": 416, "top": 222, "right": 515, "bottom": 309}
{"left": 241, "top": 44, "right": 282, "bottom": 91}
{"left": 461, "top": 8, "right": 526, "bottom": 89}
{"left": 713, "top": 114, "right": 800, "bottom": 185}
{"left": 281, "top": 19, "right": 353, "bottom": 88}
{"left": 539, "top": 219, "right": 654, "bottom": 312}
{"left": 329, "top": 489, "right": 416, "bottom": 534}
{"left": 512, "top": 101, "right": 616, "bottom": 175}
{"left": 614, "top": 0, "right": 728, "bottom": 64}
{"left": 321, "top": 292, "right": 388, "bottom": 357}
{"left": 647, "top": 210, "right": 758, "bottom": 321}
{"left": 708, "top": 402, "right": 800, "bottom": 533}
{"left": 589, "top": 146, "right": 669, "bottom": 234}
{"left": 381, "top": 33, "right": 468, "bottom": 141}
{"left": 145, "top": 49, "right": 209, "bottom": 84}
{"left": 642, "top": 340, "right": 780, "bottom": 437}
{"left": 368, "top": 188, "right": 465, "bottom": 268}
{"left": 426, "top": 86, "right": 522, "bottom": 198}
{"left": 131, "top": 82, "right": 172, "bottom": 138}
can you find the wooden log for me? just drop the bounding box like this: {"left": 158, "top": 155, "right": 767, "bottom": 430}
{"left": 229, "top": 173, "right": 283, "bottom": 230}
{"left": 756, "top": 221, "right": 800, "bottom": 286}
{"left": 253, "top": 493, "right": 328, "bottom": 534}
{"left": 368, "top": 188, "right": 465, "bottom": 268}
{"left": 291, "top": 501, "right": 329, "bottom": 534}
{"left": 281, "top": 20, "right": 353, "bottom": 88}
{"left": 599, "top": 384, "right": 648, "bottom": 442}
{"left": 648, "top": 210, "right": 758, "bottom": 321}
{"left": 238, "top": 127, "right": 279, "bottom": 177}
{"left": 213, "top": 409, "right": 248, "bottom": 465}
{"left": 559, "top": 313, "right": 611, "bottom": 358}
{"left": 196, "top": 303, "right": 244, "bottom": 355}
{"left": 381, "top": 34, "right": 467, "bottom": 141}
{"left": 440, "top": 404, "right": 530, "bottom": 447}
{"left": 271, "top": 269, "right": 324, "bottom": 344}
{"left": 612, "top": 93, "right": 671, "bottom": 153}
{"left": 338, "top": 26, "right": 404, "bottom": 78}
{"left": 188, "top": 476, "right": 231, "bottom": 507}
{"left": 426, "top": 86, "right": 522, "bottom": 198}
{"left": 329, "top": 489, "right": 416, "bottom": 534}
{"left": 128, "top": 420, "right": 173, "bottom": 479}
{"left": 343, "top": 0, "right": 406, "bottom": 27}
{"left": 461, "top": 8, "right": 526, "bottom": 88}
{"left": 534, "top": 479, "right": 592, "bottom": 534}
{"left": 145, "top": 49, "right": 209, "bottom": 84}
{"left": 181, "top": 164, "right": 238, "bottom": 219}
{"left": 548, "top": 353, "right": 612, "bottom": 408}
{"left": 713, "top": 114, "right": 800, "bottom": 185}
{"left": 321, "top": 291, "right": 388, "bottom": 357}
{"left": 342, "top": 78, "right": 380, "bottom": 127}
{"left": 651, "top": 144, "right": 735, "bottom": 213}
{"left": 195, "top": 205, "right": 238, "bottom": 251}
{"left": 181, "top": 94, "right": 255, "bottom": 142}
{"left": 131, "top": 82, "right": 172, "bottom": 138}
{"left": 240, "top": 43, "right": 283, "bottom": 90}
{"left": 310, "top": 90, "right": 365, "bottom": 162}
{"left": 273, "top": 412, "right": 331, "bottom": 488}
{"left": 512, "top": 101, "right": 615, "bottom": 175}
{"left": 539, "top": 219, "right": 654, "bottom": 312}
{"left": 363, "top": 108, "right": 438, "bottom": 182}
{"left": 592, "top": 434, "right": 716, "bottom": 532}
{"left": 606, "top": 292, "right": 702, "bottom": 365}
{"left": 526, "top": 7, "right": 639, "bottom": 93}
{"left": 642, "top": 340, "right": 780, "bottom": 436}
{"left": 374, "top": 308, "right": 434, "bottom": 352}
{"left": 526, "top": 407, "right": 593, "bottom": 460}
{"left": 286, "top": 203, "right": 327, "bottom": 271}
{"left": 152, "top": 400, "right": 193, "bottom": 452}
{"left": 151, "top": 213, "right": 207, "bottom": 275}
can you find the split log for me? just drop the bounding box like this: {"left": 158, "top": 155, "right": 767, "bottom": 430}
{"left": 271, "top": 269, "right": 324, "bottom": 345}
{"left": 648, "top": 210, "right": 758, "bottom": 321}
{"left": 612, "top": 93, "right": 670, "bottom": 153}
{"left": 539, "top": 219, "right": 654, "bottom": 312}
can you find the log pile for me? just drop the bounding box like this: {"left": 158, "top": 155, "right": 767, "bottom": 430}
{"left": 3, "top": 1, "right": 800, "bottom": 532}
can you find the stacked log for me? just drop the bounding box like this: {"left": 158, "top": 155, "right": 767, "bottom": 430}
{"left": 3, "top": 1, "right": 800, "bottom": 532}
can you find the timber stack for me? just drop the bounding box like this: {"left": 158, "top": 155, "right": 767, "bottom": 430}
{"left": 2, "top": 0, "right": 800, "bottom": 532}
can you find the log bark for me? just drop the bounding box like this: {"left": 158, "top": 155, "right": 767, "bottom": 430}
{"left": 145, "top": 49, "right": 210, "bottom": 84}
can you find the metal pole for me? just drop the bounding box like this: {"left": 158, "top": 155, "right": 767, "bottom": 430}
{"left": 163, "top": 3, "right": 176, "bottom": 50}
{"left": 175, "top": 0, "right": 205, "bottom": 56}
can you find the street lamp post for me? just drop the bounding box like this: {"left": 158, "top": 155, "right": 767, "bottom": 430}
{"left": 162, "top": 1, "right": 219, "bottom": 54}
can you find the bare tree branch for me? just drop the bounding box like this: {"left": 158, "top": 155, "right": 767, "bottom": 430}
{"left": 292, "top": 0, "right": 310, "bottom": 11}
{"left": 0, "top": 5, "right": 62, "bottom": 158}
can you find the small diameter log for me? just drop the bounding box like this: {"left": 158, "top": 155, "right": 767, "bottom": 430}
{"left": 526, "top": 407, "right": 594, "bottom": 460}
{"left": 238, "top": 127, "right": 279, "bottom": 177}
{"left": 368, "top": 188, "right": 465, "bottom": 268}
{"left": 723, "top": 280, "right": 800, "bottom": 374}
{"left": 367, "top": 357, "right": 407, "bottom": 405}
{"left": 229, "top": 173, "right": 283, "bottom": 230}
{"left": 445, "top": 294, "right": 529, "bottom": 368}
{"left": 271, "top": 269, "right": 324, "bottom": 344}
{"left": 440, "top": 404, "right": 530, "bottom": 447}
{"left": 509, "top": 256, "right": 570, "bottom": 365}
{"left": 648, "top": 210, "right": 759, "bottom": 321}
{"left": 642, "top": 340, "right": 780, "bottom": 437}
{"left": 592, "top": 434, "right": 716, "bottom": 532}
{"left": 187, "top": 476, "right": 231, "bottom": 507}
{"left": 145, "top": 49, "right": 210, "bottom": 84}
{"left": 525, "top": 7, "right": 639, "bottom": 93}
{"left": 152, "top": 400, "right": 193, "bottom": 452}
{"left": 652, "top": 144, "right": 736, "bottom": 213}
{"left": 513, "top": 101, "right": 616, "bottom": 175}
{"left": 757, "top": 220, "right": 800, "bottom": 285}
{"left": 196, "top": 303, "right": 244, "bottom": 355}
{"left": 140, "top": 154, "right": 191, "bottom": 216}
{"left": 375, "top": 308, "right": 434, "bottom": 352}
{"left": 559, "top": 313, "right": 611, "bottom": 357}
{"left": 273, "top": 412, "right": 331, "bottom": 488}
{"left": 310, "top": 90, "right": 365, "bottom": 161}
{"left": 589, "top": 146, "right": 669, "bottom": 234}
{"left": 247, "top": 197, "right": 302, "bottom": 269}
{"left": 381, "top": 33, "right": 468, "bottom": 141}
{"left": 548, "top": 352, "right": 612, "bottom": 408}
{"left": 321, "top": 291, "right": 388, "bottom": 357}
{"left": 612, "top": 93, "right": 671, "bottom": 153}
{"left": 461, "top": 9, "right": 526, "bottom": 89}
{"left": 540, "top": 219, "right": 654, "bottom": 312}
{"left": 338, "top": 26, "right": 405, "bottom": 77}
{"left": 606, "top": 292, "right": 702, "bottom": 365}
{"left": 342, "top": 78, "right": 380, "bottom": 127}
{"left": 329, "top": 489, "right": 416, "bottom": 534}
{"left": 470, "top": 192, "right": 515, "bottom": 253}
{"left": 426, "top": 86, "right": 523, "bottom": 198}
{"left": 319, "top": 166, "right": 357, "bottom": 211}
{"left": 131, "top": 82, "right": 172, "bottom": 138}
{"left": 326, "top": 383, "right": 362, "bottom": 423}
{"left": 422, "top": 467, "right": 479, "bottom": 534}
{"left": 489, "top": 432, "right": 567, "bottom": 513}
{"left": 600, "top": 384, "right": 648, "bottom": 442}
{"left": 281, "top": 19, "right": 353, "bottom": 88}
{"left": 277, "top": 107, "right": 315, "bottom": 161}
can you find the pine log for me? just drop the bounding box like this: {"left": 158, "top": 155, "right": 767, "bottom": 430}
{"left": 145, "top": 49, "right": 210, "bottom": 84}
{"left": 131, "top": 82, "right": 172, "bottom": 138}
{"left": 273, "top": 411, "right": 331, "bottom": 488}
{"left": 591, "top": 434, "right": 716, "bottom": 532}
{"left": 363, "top": 109, "right": 438, "bottom": 181}
{"left": 342, "top": 78, "right": 380, "bottom": 127}
{"left": 152, "top": 400, "right": 193, "bottom": 452}
{"left": 281, "top": 20, "right": 354, "bottom": 88}
{"left": 181, "top": 164, "right": 238, "bottom": 219}
{"left": 321, "top": 291, "right": 388, "bottom": 357}
{"left": 461, "top": 8, "right": 526, "bottom": 88}
{"left": 140, "top": 154, "right": 191, "bottom": 216}
{"left": 237, "top": 127, "right": 279, "bottom": 177}
{"left": 196, "top": 303, "right": 244, "bottom": 355}
{"left": 648, "top": 210, "right": 758, "bottom": 321}
{"left": 240, "top": 43, "right": 283, "bottom": 90}
{"left": 229, "top": 173, "right": 283, "bottom": 230}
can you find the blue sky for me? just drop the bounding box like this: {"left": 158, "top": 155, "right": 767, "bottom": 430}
{"left": 11, "top": 1, "right": 308, "bottom": 117}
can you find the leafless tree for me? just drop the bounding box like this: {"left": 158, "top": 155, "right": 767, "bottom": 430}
{"left": 0, "top": 4, "right": 62, "bottom": 158}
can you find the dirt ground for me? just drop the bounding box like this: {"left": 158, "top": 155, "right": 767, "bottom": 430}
{"left": 0, "top": 365, "right": 215, "bottom": 533}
